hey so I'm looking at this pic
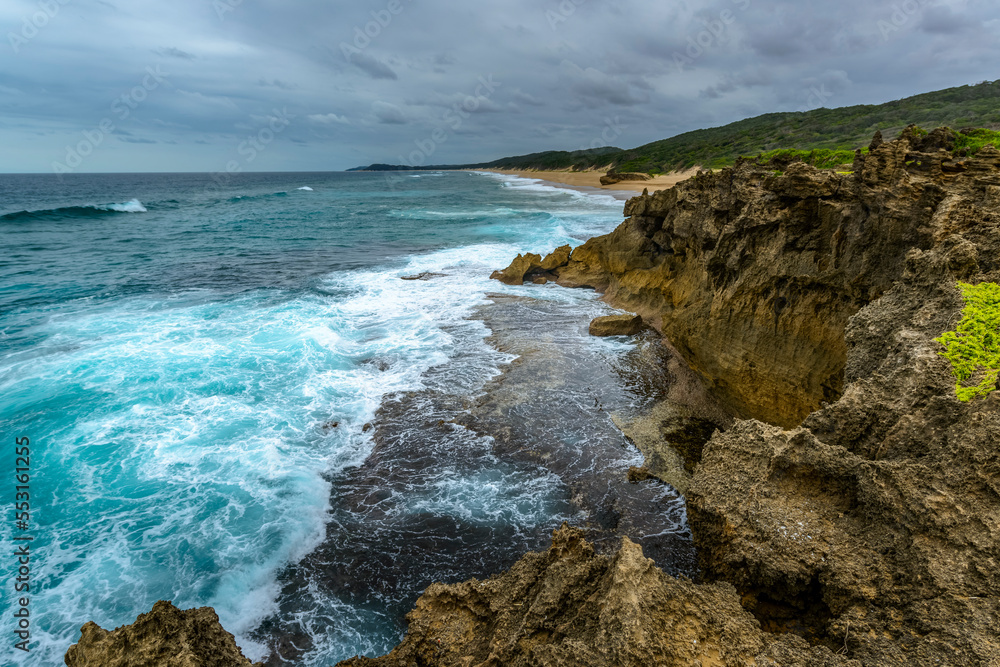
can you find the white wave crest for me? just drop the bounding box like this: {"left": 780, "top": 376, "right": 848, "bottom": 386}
{"left": 101, "top": 198, "right": 147, "bottom": 213}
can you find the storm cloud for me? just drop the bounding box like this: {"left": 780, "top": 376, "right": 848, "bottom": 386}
{"left": 1, "top": 0, "right": 997, "bottom": 172}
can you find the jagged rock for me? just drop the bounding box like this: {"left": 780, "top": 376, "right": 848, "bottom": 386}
{"left": 589, "top": 313, "right": 646, "bottom": 336}
{"left": 540, "top": 244, "right": 572, "bottom": 271}
{"left": 489, "top": 253, "right": 543, "bottom": 285}
{"left": 537, "top": 127, "right": 999, "bottom": 426}
{"left": 491, "top": 247, "right": 571, "bottom": 286}
{"left": 336, "top": 525, "right": 855, "bottom": 667}
{"left": 64, "top": 601, "right": 262, "bottom": 667}
{"left": 868, "top": 130, "right": 884, "bottom": 152}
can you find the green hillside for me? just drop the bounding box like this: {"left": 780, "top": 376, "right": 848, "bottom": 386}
{"left": 350, "top": 80, "right": 1000, "bottom": 173}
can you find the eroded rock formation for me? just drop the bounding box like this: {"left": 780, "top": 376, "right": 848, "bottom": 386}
{"left": 64, "top": 600, "right": 262, "bottom": 667}
{"left": 337, "top": 525, "right": 856, "bottom": 667}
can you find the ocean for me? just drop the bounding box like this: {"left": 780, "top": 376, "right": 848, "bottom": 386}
{"left": 0, "top": 171, "right": 692, "bottom": 665}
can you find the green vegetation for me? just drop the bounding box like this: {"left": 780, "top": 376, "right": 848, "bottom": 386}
{"left": 757, "top": 148, "right": 862, "bottom": 170}
{"left": 935, "top": 282, "right": 1000, "bottom": 402}
{"left": 954, "top": 128, "right": 1000, "bottom": 156}
{"left": 350, "top": 80, "right": 1000, "bottom": 174}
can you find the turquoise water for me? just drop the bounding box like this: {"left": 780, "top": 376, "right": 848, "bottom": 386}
{"left": 0, "top": 171, "right": 627, "bottom": 664}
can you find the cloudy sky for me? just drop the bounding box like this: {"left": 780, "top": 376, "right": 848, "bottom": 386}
{"left": 1, "top": 0, "right": 998, "bottom": 173}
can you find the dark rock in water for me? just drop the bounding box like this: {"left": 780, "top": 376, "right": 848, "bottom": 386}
{"left": 400, "top": 272, "right": 446, "bottom": 281}
{"left": 589, "top": 313, "right": 645, "bottom": 336}
{"left": 336, "top": 525, "right": 855, "bottom": 667}
{"left": 531, "top": 276, "right": 548, "bottom": 284}
{"left": 627, "top": 466, "right": 654, "bottom": 483}
{"left": 64, "top": 600, "right": 261, "bottom": 667}
{"left": 489, "top": 253, "right": 542, "bottom": 285}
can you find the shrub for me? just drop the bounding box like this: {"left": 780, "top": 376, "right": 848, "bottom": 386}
{"left": 935, "top": 282, "right": 1000, "bottom": 401}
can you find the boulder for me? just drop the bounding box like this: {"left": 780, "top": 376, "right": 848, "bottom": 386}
{"left": 589, "top": 313, "right": 645, "bottom": 336}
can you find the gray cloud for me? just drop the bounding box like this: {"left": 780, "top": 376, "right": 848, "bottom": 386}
{"left": 154, "top": 47, "right": 196, "bottom": 60}
{"left": 1, "top": 0, "right": 998, "bottom": 172}
{"left": 346, "top": 52, "right": 398, "bottom": 80}
{"left": 372, "top": 101, "right": 407, "bottom": 124}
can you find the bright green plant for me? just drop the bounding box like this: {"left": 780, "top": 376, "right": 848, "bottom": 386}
{"left": 935, "top": 282, "right": 1000, "bottom": 401}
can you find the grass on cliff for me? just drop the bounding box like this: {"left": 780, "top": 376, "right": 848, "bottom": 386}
{"left": 954, "top": 128, "right": 1000, "bottom": 155}
{"left": 936, "top": 282, "right": 1000, "bottom": 402}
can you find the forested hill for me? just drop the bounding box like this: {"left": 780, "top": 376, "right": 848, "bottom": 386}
{"left": 349, "top": 80, "right": 1000, "bottom": 174}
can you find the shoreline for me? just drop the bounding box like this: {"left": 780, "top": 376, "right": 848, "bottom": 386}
{"left": 472, "top": 168, "right": 699, "bottom": 196}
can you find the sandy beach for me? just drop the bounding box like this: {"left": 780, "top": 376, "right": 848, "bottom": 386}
{"left": 478, "top": 168, "right": 699, "bottom": 194}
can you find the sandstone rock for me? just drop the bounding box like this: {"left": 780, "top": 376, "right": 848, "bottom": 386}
{"left": 531, "top": 276, "right": 548, "bottom": 285}
{"left": 539, "top": 244, "right": 571, "bottom": 271}
{"left": 589, "top": 313, "right": 645, "bottom": 336}
{"left": 336, "top": 525, "right": 854, "bottom": 667}
{"left": 64, "top": 601, "right": 262, "bottom": 667}
{"left": 490, "top": 253, "right": 542, "bottom": 285}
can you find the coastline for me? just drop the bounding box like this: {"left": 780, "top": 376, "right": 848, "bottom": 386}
{"left": 474, "top": 168, "right": 699, "bottom": 194}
